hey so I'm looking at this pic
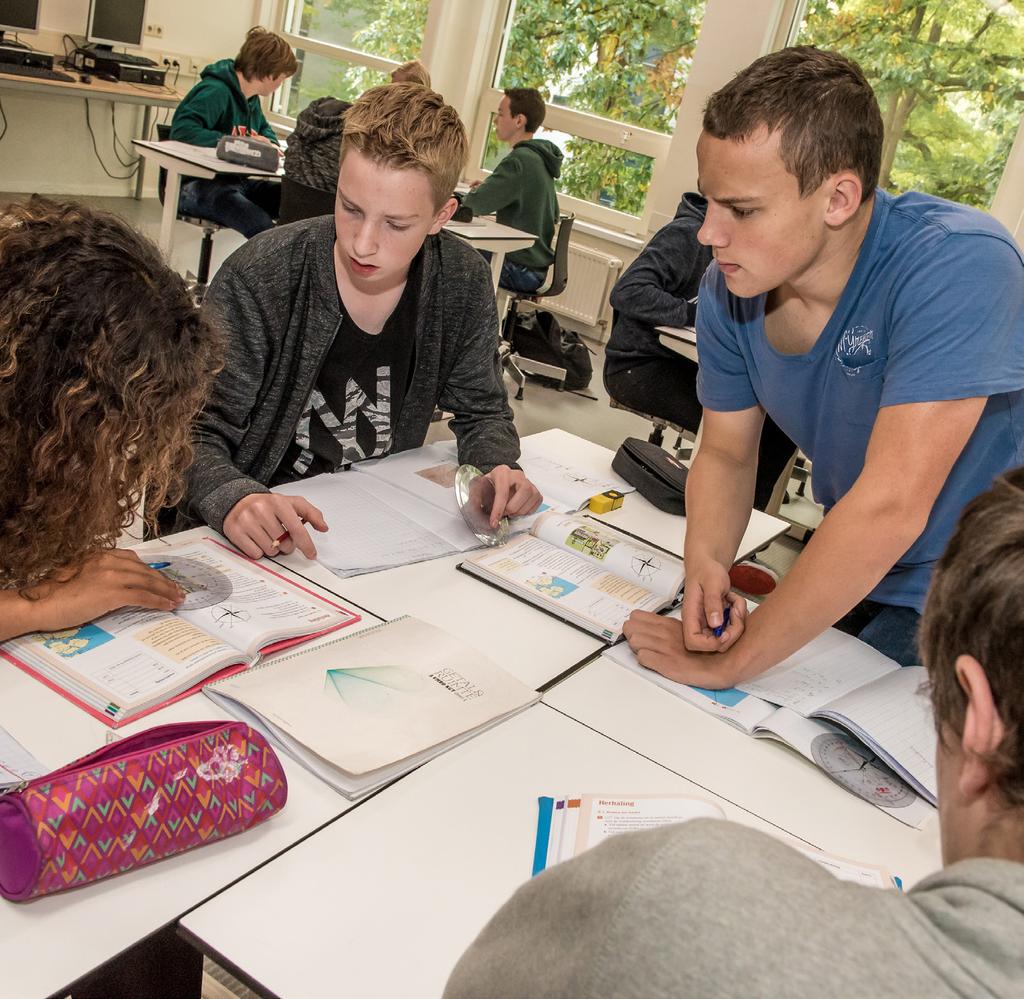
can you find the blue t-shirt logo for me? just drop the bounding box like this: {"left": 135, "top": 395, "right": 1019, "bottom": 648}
{"left": 835, "top": 325, "right": 876, "bottom": 373}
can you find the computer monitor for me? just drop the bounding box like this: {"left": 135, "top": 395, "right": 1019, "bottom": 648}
{"left": 0, "top": 0, "right": 40, "bottom": 48}
{"left": 86, "top": 0, "right": 148, "bottom": 51}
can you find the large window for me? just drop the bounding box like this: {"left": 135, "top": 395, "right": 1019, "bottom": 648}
{"left": 475, "top": 0, "right": 707, "bottom": 223}
{"left": 275, "top": 0, "right": 429, "bottom": 116}
{"left": 794, "top": 0, "right": 1024, "bottom": 208}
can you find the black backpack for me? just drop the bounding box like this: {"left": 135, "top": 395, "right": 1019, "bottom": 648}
{"left": 510, "top": 309, "right": 593, "bottom": 391}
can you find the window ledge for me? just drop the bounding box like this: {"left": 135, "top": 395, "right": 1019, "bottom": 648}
{"left": 571, "top": 219, "right": 645, "bottom": 251}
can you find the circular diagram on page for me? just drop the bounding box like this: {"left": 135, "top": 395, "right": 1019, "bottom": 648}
{"left": 158, "top": 557, "right": 234, "bottom": 610}
{"left": 810, "top": 731, "right": 917, "bottom": 808}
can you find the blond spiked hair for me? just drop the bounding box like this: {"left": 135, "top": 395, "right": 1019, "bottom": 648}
{"left": 341, "top": 84, "right": 467, "bottom": 209}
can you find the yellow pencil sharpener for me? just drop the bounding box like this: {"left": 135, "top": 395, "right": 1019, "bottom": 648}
{"left": 588, "top": 489, "right": 625, "bottom": 514}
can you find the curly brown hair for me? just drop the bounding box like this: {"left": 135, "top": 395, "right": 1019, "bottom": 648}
{"left": 0, "top": 198, "right": 223, "bottom": 590}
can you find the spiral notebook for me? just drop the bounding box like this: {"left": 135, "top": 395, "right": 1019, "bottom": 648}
{"left": 204, "top": 616, "right": 540, "bottom": 798}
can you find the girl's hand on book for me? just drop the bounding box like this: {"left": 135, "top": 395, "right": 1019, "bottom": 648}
{"left": 484, "top": 466, "right": 543, "bottom": 526}
{"left": 224, "top": 493, "right": 328, "bottom": 560}
{"left": 14, "top": 550, "right": 186, "bottom": 636}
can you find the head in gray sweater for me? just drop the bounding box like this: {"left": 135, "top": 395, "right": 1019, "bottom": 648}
{"left": 445, "top": 469, "right": 1024, "bottom": 998}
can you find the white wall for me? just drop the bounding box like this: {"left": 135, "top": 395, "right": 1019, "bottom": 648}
{"left": 0, "top": 0, "right": 258, "bottom": 197}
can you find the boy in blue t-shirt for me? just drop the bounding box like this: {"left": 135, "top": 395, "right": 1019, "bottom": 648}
{"left": 623, "top": 46, "right": 1024, "bottom": 685}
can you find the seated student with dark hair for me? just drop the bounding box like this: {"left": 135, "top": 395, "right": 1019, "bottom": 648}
{"left": 445, "top": 468, "right": 1024, "bottom": 999}
{"left": 184, "top": 83, "right": 542, "bottom": 560}
{"left": 605, "top": 190, "right": 797, "bottom": 512}
{"left": 171, "top": 26, "right": 298, "bottom": 237}
{"left": 463, "top": 87, "right": 563, "bottom": 293}
{"left": 0, "top": 196, "right": 222, "bottom": 998}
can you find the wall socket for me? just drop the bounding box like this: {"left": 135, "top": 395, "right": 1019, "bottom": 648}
{"left": 144, "top": 23, "right": 164, "bottom": 38}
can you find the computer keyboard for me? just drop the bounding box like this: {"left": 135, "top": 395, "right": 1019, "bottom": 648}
{"left": 113, "top": 51, "right": 157, "bottom": 66}
{"left": 0, "top": 62, "right": 76, "bottom": 82}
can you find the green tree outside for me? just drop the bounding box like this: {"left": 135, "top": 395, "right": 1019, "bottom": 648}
{"left": 798, "top": 0, "right": 1024, "bottom": 207}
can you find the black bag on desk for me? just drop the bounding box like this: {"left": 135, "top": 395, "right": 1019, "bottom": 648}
{"left": 510, "top": 310, "right": 593, "bottom": 391}
{"left": 612, "top": 437, "right": 687, "bottom": 514}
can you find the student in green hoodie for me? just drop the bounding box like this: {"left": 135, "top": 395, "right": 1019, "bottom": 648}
{"left": 171, "top": 27, "right": 297, "bottom": 238}
{"left": 463, "top": 87, "right": 563, "bottom": 293}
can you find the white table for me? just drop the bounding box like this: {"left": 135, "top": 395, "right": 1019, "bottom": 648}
{"left": 179, "top": 704, "right": 804, "bottom": 999}
{"left": 656, "top": 323, "right": 698, "bottom": 362}
{"left": 0, "top": 538, "right": 381, "bottom": 999}
{"left": 445, "top": 217, "right": 534, "bottom": 290}
{"left": 543, "top": 655, "right": 943, "bottom": 887}
{"left": 520, "top": 429, "right": 788, "bottom": 562}
{"left": 1, "top": 65, "right": 184, "bottom": 199}
{"left": 132, "top": 138, "right": 283, "bottom": 257}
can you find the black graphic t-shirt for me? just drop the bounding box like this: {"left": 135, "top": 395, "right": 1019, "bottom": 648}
{"left": 272, "top": 254, "right": 420, "bottom": 484}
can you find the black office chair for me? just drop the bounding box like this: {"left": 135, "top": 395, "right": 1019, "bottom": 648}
{"left": 155, "top": 123, "right": 222, "bottom": 301}
{"left": 500, "top": 213, "right": 575, "bottom": 400}
{"left": 278, "top": 176, "right": 336, "bottom": 225}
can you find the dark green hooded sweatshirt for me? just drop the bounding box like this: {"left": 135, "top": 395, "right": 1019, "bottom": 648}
{"left": 463, "top": 137, "right": 563, "bottom": 272}
{"left": 170, "top": 58, "right": 278, "bottom": 148}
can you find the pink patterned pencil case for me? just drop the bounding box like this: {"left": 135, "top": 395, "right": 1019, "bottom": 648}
{"left": 0, "top": 720, "right": 287, "bottom": 902}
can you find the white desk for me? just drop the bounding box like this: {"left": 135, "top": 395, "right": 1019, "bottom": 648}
{"left": 656, "top": 323, "right": 697, "bottom": 360}
{"left": 446, "top": 217, "right": 534, "bottom": 290}
{"left": 0, "top": 65, "right": 183, "bottom": 199}
{"left": 543, "top": 656, "right": 942, "bottom": 887}
{"left": 180, "top": 704, "right": 802, "bottom": 999}
{"left": 0, "top": 538, "right": 381, "bottom": 999}
{"left": 520, "top": 428, "right": 788, "bottom": 561}
{"left": 280, "top": 550, "right": 606, "bottom": 691}
{"left": 132, "top": 138, "right": 282, "bottom": 257}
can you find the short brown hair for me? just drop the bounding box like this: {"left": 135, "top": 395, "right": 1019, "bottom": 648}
{"left": 703, "top": 46, "right": 882, "bottom": 200}
{"left": 0, "top": 198, "right": 223, "bottom": 590}
{"left": 391, "top": 59, "right": 431, "bottom": 88}
{"left": 504, "top": 87, "right": 546, "bottom": 133}
{"left": 340, "top": 83, "right": 467, "bottom": 209}
{"left": 235, "top": 26, "right": 297, "bottom": 81}
{"left": 919, "top": 468, "right": 1024, "bottom": 809}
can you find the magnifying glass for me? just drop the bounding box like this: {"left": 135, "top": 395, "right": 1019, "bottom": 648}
{"left": 454, "top": 464, "right": 510, "bottom": 547}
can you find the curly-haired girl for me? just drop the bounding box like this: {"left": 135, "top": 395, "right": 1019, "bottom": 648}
{"left": 0, "top": 197, "right": 222, "bottom": 642}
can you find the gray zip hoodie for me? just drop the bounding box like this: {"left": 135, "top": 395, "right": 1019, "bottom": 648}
{"left": 445, "top": 819, "right": 1024, "bottom": 999}
{"left": 185, "top": 217, "right": 520, "bottom": 532}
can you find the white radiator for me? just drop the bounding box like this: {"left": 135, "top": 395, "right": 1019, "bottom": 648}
{"left": 544, "top": 243, "right": 623, "bottom": 328}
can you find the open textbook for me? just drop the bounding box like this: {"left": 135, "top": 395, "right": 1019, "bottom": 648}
{"left": 533, "top": 794, "right": 899, "bottom": 889}
{"left": 459, "top": 512, "right": 684, "bottom": 641}
{"left": 0, "top": 539, "right": 360, "bottom": 727}
{"left": 271, "top": 442, "right": 635, "bottom": 578}
{"left": 607, "top": 620, "right": 937, "bottom": 828}
{"left": 205, "top": 616, "right": 540, "bottom": 799}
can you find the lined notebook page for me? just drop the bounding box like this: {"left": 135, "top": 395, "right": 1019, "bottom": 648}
{"left": 274, "top": 477, "right": 455, "bottom": 572}
{"left": 815, "top": 665, "right": 937, "bottom": 800}
{"left": 737, "top": 628, "right": 899, "bottom": 715}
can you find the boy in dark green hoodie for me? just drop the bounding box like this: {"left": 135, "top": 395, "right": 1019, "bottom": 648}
{"left": 463, "top": 87, "right": 563, "bottom": 292}
{"left": 171, "top": 27, "right": 297, "bottom": 237}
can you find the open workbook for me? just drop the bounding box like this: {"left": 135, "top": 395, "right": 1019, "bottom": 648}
{"left": 205, "top": 615, "right": 540, "bottom": 799}
{"left": 607, "top": 621, "right": 937, "bottom": 827}
{"left": 459, "top": 512, "right": 683, "bottom": 641}
{"left": 533, "top": 794, "right": 899, "bottom": 888}
{"left": 0, "top": 539, "right": 360, "bottom": 727}
{"left": 271, "top": 441, "right": 635, "bottom": 578}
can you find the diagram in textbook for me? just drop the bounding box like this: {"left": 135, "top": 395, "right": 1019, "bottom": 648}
{"left": 810, "top": 731, "right": 917, "bottom": 807}
{"left": 159, "top": 557, "right": 234, "bottom": 610}
{"left": 209, "top": 605, "right": 251, "bottom": 630}
{"left": 631, "top": 553, "right": 662, "bottom": 583}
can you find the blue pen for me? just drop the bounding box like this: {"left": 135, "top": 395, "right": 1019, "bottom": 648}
{"left": 712, "top": 605, "right": 731, "bottom": 639}
{"left": 147, "top": 561, "right": 171, "bottom": 570}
